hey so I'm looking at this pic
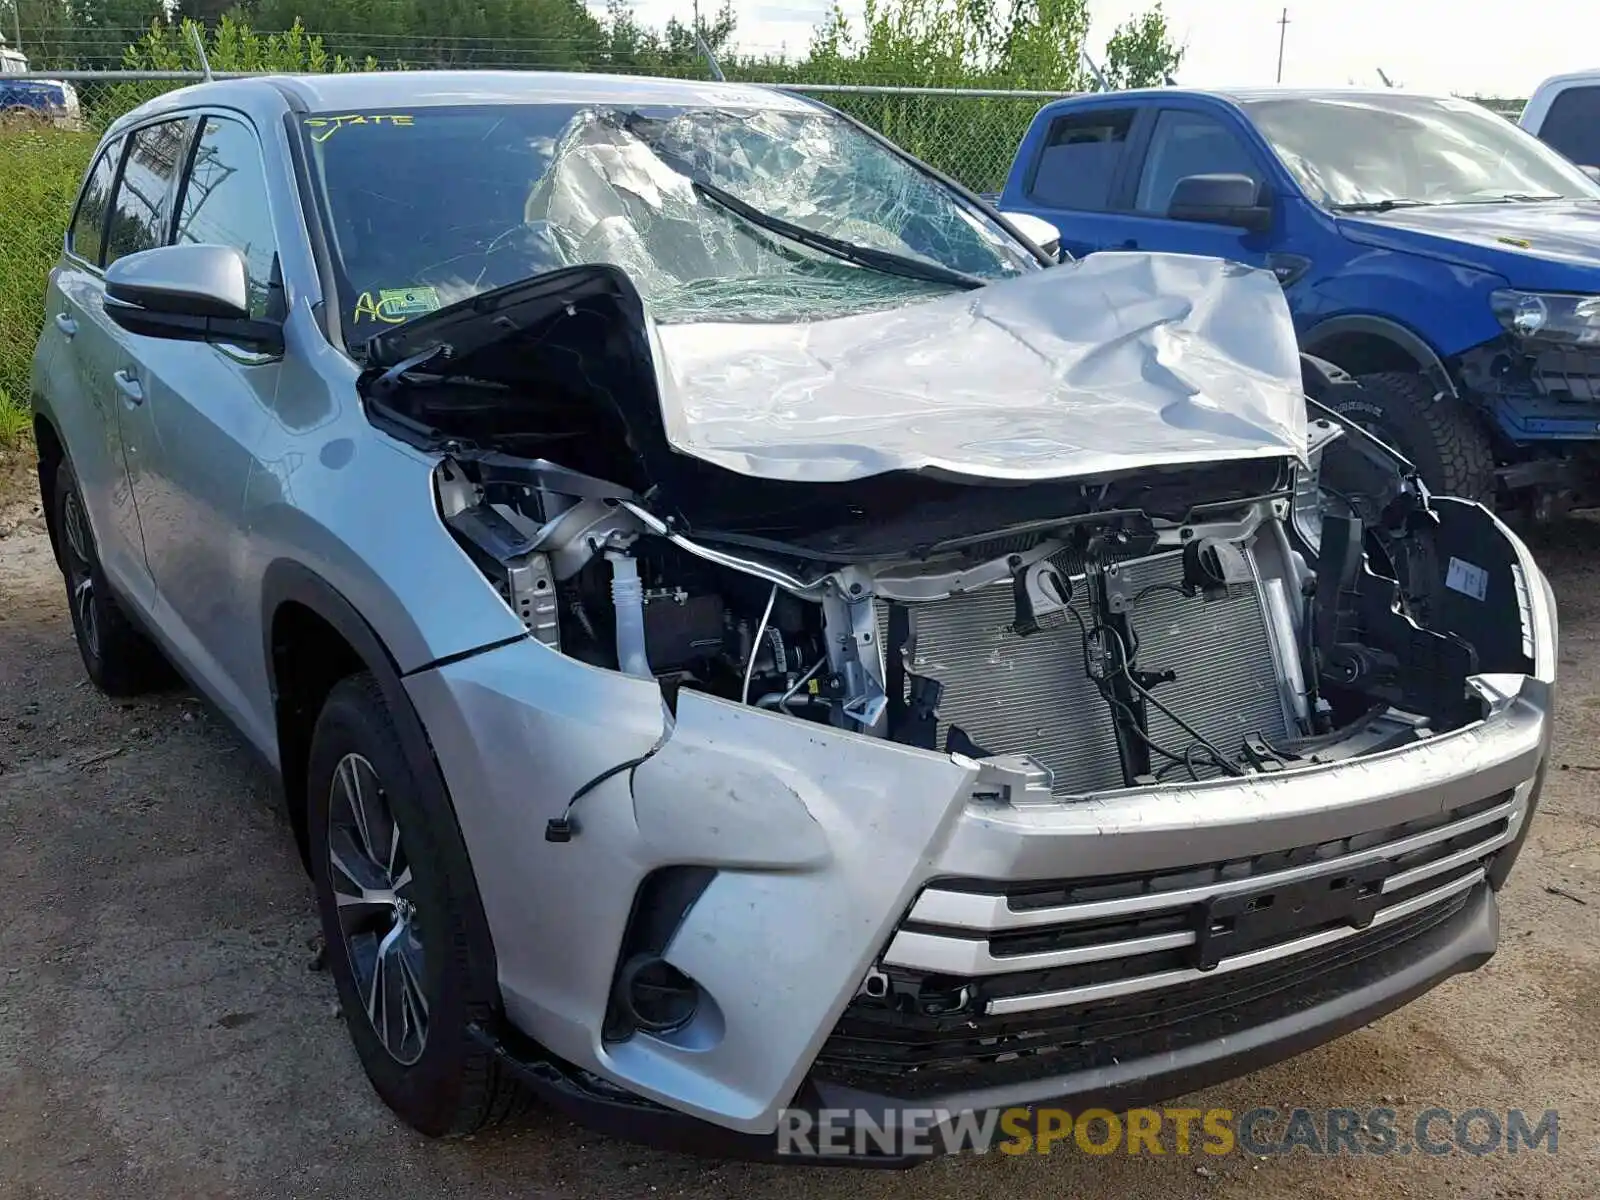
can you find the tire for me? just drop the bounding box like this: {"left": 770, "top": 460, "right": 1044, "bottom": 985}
{"left": 1327, "top": 370, "right": 1497, "bottom": 505}
{"left": 307, "top": 672, "right": 526, "bottom": 1137}
{"left": 50, "top": 457, "right": 171, "bottom": 696}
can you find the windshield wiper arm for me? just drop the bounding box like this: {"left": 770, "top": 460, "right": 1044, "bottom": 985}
{"left": 689, "top": 178, "right": 988, "bottom": 291}
{"left": 1329, "top": 198, "right": 1436, "bottom": 213}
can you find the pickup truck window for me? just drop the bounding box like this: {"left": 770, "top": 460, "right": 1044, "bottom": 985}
{"left": 1241, "top": 94, "right": 1598, "bottom": 209}
{"left": 1134, "top": 110, "right": 1261, "bottom": 212}
{"left": 1026, "top": 109, "right": 1135, "bottom": 211}
{"left": 1538, "top": 87, "right": 1600, "bottom": 168}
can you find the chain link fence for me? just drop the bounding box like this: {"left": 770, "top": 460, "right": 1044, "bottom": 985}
{"left": 0, "top": 65, "right": 1531, "bottom": 419}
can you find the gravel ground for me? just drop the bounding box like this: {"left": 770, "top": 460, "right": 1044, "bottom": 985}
{"left": 2, "top": 456, "right": 1599, "bottom": 1200}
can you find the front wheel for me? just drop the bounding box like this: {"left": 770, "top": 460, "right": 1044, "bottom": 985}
{"left": 1324, "top": 370, "right": 1496, "bottom": 505}
{"left": 307, "top": 672, "right": 527, "bottom": 1136}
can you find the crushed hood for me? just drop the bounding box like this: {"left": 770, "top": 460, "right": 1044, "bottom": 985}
{"left": 649, "top": 250, "right": 1308, "bottom": 483}
{"left": 364, "top": 250, "right": 1309, "bottom": 488}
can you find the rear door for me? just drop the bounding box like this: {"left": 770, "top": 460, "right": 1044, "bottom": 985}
{"left": 112, "top": 112, "right": 284, "bottom": 748}
{"left": 1001, "top": 104, "right": 1149, "bottom": 258}
{"left": 1533, "top": 85, "right": 1600, "bottom": 170}
{"left": 37, "top": 129, "right": 159, "bottom": 614}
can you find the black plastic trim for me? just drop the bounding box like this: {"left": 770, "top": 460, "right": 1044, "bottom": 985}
{"left": 1302, "top": 314, "right": 1459, "bottom": 400}
{"left": 471, "top": 885, "right": 1498, "bottom": 1166}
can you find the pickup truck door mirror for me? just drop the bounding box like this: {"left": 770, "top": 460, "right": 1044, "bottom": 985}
{"left": 1167, "top": 173, "right": 1273, "bottom": 233}
{"left": 1580, "top": 164, "right": 1600, "bottom": 183}
{"left": 104, "top": 243, "right": 284, "bottom": 356}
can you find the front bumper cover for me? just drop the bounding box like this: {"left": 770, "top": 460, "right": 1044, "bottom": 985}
{"left": 469, "top": 879, "right": 1499, "bottom": 1166}
{"left": 400, "top": 511, "right": 1556, "bottom": 1149}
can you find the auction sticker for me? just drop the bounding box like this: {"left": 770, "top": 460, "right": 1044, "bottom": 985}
{"left": 1446, "top": 556, "right": 1489, "bottom": 601}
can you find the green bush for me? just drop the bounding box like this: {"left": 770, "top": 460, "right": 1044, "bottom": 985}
{"left": 0, "top": 119, "right": 98, "bottom": 445}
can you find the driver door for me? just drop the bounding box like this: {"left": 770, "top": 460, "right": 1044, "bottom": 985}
{"left": 1111, "top": 106, "right": 1275, "bottom": 269}
{"left": 112, "top": 112, "right": 284, "bottom": 748}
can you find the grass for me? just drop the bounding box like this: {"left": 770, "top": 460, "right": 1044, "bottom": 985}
{"left": 0, "top": 116, "right": 98, "bottom": 448}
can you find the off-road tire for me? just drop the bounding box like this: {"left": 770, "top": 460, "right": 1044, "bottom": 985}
{"left": 49, "top": 457, "right": 171, "bottom": 696}
{"left": 1328, "top": 370, "right": 1496, "bottom": 505}
{"left": 307, "top": 672, "right": 527, "bottom": 1137}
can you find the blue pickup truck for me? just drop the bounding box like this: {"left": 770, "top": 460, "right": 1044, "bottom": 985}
{"left": 995, "top": 88, "right": 1600, "bottom": 512}
{"left": 0, "top": 36, "right": 82, "bottom": 125}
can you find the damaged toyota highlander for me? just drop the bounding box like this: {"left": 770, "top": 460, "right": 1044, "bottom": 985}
{"left": 31, "top": 72, "right": 1556, "bottom": 1162}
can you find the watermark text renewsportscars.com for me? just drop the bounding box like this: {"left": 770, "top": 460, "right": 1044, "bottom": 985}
{"left": 775, "top": 1106, "right": 1560, "bottom": 1158}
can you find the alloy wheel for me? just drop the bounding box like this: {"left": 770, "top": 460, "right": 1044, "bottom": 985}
{"left": 60, "top": 489, "right": 100, "bottom": 660}
{"left": 327, "top": 752, "right": 429, "bottom": 1065}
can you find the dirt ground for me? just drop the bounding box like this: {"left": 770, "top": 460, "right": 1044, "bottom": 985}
{"left": 2, "top": 449, "right": 1599, "bottom": 1200}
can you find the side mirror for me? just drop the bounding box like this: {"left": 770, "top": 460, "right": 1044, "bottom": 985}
{"left": 1001, "top": 210, "right": 1064, "bottom": 261}
{"left": 1580, "top": 164, "right": 1600, "bottom": 183}
{"left": 1167, "top": 173, "right": 1273, "bottom": 233}
{"left": 104, "top": 243, "right": 283, "bottom": 355}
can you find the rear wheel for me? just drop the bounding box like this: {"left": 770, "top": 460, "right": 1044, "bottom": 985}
{"left": 307, "top": 672, "right": 527, "bottom": 1136}
{"left": 1325, "top": 370, "right": 1496, "bottom": 505}
{"left": 50, "top": 458, "right": 171, "bottom": 696}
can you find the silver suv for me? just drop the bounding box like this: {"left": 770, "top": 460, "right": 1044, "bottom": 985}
{"left": 30, "top": 71, "right": 1556, "bottom": 1163}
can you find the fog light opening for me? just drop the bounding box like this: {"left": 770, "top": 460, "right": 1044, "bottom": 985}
{"left": 616, "top": 953, "right": 699, "bottom": 1034}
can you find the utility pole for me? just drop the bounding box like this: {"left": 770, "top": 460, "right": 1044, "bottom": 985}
{"left": 1276, "top": 7, "right": 1289, "bottom": 84}
{"left": 11, "top": 0, "right": 23, "bottom": 56}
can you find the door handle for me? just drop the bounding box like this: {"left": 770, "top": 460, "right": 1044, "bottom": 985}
{"left": 113, "top": 369, "right": 144, "bottom": 406}
{"left": 54, "top": 312, "right": 77, "bottom": 338}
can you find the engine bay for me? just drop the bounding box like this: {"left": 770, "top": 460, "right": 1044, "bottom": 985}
{"left": 428, "top": 406, "right": 1536, "bottom": 814}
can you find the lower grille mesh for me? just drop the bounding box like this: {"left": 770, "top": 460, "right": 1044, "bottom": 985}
{"left": 882, "top": 548, "right": 1291, "bottom": 794}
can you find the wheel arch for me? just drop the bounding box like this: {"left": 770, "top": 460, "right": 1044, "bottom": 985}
{"left": 261, "top": 560, "right": 501, "bottom": 994}
{"left": 259, "top": 564, "right": 486, "bottom": 921}
{"left": 1301, "top": 314, "right": 1459, "bottom": 400}
{"left": 32, "top": 411, "right": 66, "bottom": 567}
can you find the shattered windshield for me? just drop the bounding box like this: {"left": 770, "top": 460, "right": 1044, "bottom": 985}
{"left": 1241, "top": 94, "right": 1600, "bottom": 209}
{"left": 297, "top": 101, "right": 1038, "bottom": 345}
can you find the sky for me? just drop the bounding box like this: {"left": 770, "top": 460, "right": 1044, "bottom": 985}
{"left": 591, "top": 0, "right": 1599, "bottom": 99}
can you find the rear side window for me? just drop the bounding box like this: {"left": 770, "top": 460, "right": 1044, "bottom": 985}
{"left": 1537, "top": 86, "right": 1600, "bottom": 168}
{"left": 1026, "top": 109, "right": 1136, "bottom": 211}
{"left": 68, "top": 137, "right": 123, "bottom": 266}
{"left": 103, "top": 118, "right": 191, "bottom": 268}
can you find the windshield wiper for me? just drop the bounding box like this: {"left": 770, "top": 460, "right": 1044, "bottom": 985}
{"left": 1478, "top": 192, "right": 1565, "bottom": 203}
{"left": 689, "top": 178, "right": 989, "bottom": 292}
{"left": 1328, "top": 198, "right": 1437, "bottom": 213}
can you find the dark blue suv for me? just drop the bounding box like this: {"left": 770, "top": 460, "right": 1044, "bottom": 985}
{"left": 998, "top": 88, "right": 1600, "bottom": 512}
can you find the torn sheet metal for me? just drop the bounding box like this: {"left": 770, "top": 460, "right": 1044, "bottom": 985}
{"left": 650, "top": 252, "right": 1310, "bottom": 484}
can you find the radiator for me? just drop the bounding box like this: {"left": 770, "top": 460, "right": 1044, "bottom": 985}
{"left": 881, "top": 549, "right": 1292, "bottom": 796}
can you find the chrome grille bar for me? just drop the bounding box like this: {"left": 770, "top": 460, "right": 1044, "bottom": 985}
{"left": 884, "top": 787, "right": 1523, "bottom": 980}
{"left": 984, "top": 869, "right": 1484, "bottom": 1016}
{"left": 903, "top": 793, "right": 1516, "bottom": 934}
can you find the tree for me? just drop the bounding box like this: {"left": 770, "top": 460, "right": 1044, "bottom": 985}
{"left": 70, "top": 0, "right": 168, "bottom": 69}
{"left": 1102, "top": 2, "right": 1183, "bottom": 89}
{"left": 243, "top": 0, "right": 606, "bottom": 69}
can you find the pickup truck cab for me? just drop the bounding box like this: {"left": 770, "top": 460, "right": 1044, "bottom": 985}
{"left": 998, "top": 88, "right": 1600, "bottom": 512}
{"left": 1521, "top": 70, "right": 1600, "bottom": 173}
